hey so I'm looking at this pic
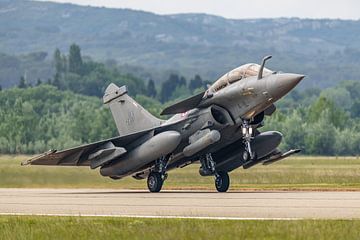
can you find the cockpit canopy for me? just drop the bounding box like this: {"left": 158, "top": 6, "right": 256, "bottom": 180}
{"left": 209, "top": 63, "right": 274, "bottom": 92}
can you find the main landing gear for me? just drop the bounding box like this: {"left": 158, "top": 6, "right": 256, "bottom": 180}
{"left": 215, "top": 172, "right": 230, "bottom": 192}
{"left": 147, "top": 156, "right": 169, "bottom": 192}
{"left": 200, "top": 153, "right": 230, "bottom": 192}
{"left": 147, "top": 172, "right": 164, "bottom": 192}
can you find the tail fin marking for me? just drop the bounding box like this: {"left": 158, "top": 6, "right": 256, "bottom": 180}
{"left": 103, "top": 83, "right": 163, "bottom": 136}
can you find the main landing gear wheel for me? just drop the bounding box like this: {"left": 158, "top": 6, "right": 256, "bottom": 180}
{"left": 215, "top": 172, "right": 230, "bottom": 192}
{"left": 147, "top": 172, "right": 163, "bottom": 192}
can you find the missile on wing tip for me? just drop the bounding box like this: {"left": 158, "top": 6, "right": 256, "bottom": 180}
{"left": 262, "top": 149, "right": 301, "bottom": 165}
{"left": 100, "top": 131, "right": 181, "bottom": 177}
{"left": 183, "top": 130, "right": 221, "bottom": 157}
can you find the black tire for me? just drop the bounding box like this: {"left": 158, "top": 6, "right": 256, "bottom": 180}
{"left": 215, "top": 172, "right": 230, "bottom": 192}
{"left": 147, "top": 172, "right": 163, "bottom": 193}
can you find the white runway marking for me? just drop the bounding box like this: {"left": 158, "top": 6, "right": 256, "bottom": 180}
{"left": 0, "top": 188, "right": 360, "bottom": 219}
{"left": 0, "top": 212, "right": 301, "bottom": 220}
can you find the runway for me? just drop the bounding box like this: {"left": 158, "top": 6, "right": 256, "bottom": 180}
{"left": 0, "top": 188, "right": 360, "bottom": 219}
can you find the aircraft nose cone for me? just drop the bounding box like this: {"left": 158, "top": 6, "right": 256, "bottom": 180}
{"left": 278, "top": 73, "right": 305, "bottom": 88}
{"left": 267, "top": 73, "right": 304, "bottom": 99}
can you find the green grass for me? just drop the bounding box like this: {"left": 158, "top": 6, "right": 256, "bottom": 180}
{"left": 0, "top": 216, "right": 360, "bottom": 240}
{"left": 1, "top": 155, "right": 360, "bottom": 190}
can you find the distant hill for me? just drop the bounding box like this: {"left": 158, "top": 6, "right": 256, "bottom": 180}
{"left": 1, "top": 0, "right": 360, "bottom": 88}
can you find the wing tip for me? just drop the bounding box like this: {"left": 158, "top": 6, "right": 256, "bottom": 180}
{"left": 21, "top": 149, "right": 57, "bottom": 166}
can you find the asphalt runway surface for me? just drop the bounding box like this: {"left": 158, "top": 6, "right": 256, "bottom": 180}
{"left": 0, "top": 188, "right": 360, "bottom": 219}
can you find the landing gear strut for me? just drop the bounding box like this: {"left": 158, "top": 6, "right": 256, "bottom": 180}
{"left": 147, "top": 155, "right": 169, "bottom": 193}
{"left": 199, "top": 153, "right": 216, "bottom": 175}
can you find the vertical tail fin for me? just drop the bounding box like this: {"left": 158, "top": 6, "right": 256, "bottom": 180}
{"left": 103, "top": 83, "right": 163, "bottom": 136}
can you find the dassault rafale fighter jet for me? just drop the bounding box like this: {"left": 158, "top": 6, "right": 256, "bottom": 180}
{"left": 23, "top": 56, "right": 304, "bottom": 192}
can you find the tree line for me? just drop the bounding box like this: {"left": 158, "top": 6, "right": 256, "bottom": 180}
{"left": 17, "top": 44, "right": 209, "bottom": 104}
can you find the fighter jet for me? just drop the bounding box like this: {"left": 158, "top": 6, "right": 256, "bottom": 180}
{"left": 22, "top": 56, "right": 304, "bottom": 192}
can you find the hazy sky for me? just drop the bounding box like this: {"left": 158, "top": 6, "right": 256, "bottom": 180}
{"left": 41, "top": 0, "right": 360, "bottom": 20}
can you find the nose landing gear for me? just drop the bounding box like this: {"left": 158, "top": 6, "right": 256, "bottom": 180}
{"left": 241, "top": 120, "right": 257, "bottom": 162}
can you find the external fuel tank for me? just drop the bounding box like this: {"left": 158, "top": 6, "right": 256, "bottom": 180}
{"left": 100, "top": 131, "right": 181, "bottom": 178}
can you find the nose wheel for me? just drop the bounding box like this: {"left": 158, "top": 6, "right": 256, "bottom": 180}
{"left": 215, "top": 172, "right": 230, "bottom": 192}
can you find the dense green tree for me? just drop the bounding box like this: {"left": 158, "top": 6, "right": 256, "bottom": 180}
{"left": 189, "top": 75, "right": 203, "bottom": 92}
{"left": 307, "top": 96, "right": 349, "bottom": 129}
{"left": 304, "top": 110, "right": 336, "bottom": 155}
{"left": 160, "top": 74, "right": 186, "bottom": 102}
{"left": 53, "top": 72, "right": 61, "bottom": 89}
{"left": 68, "top": 44, "right": 83, "bottom": 75}
{"left": 179, "top": 76, "right": 186, "bottom": 86}
{"left": 36, "top": 78, "right": 42, "bottom": 86}
{"left": 341, "top": 81, "right": 360, "bottom": 99}
{"left": 146, "top": 79, "right": 157, "bottom": 98}
{"left": 280, "top": 111, "right": 306, "bottom": 150}
{"left": 334, "top": 127, "right": 360, "bottom": 155}
{"left": 350, "top": 99, "right": 360, "bottom": 118}
{"left": 320, "top": 87, "right": 352, "bottom": 110}
{"left": 135, "top": 95, "right": 163, "bottom": 118}
{"left": 18, "top": 76, "right": 27, "bottom": 88}
{"left": 54, "top": 48, "right": 64, "bottom": 73}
